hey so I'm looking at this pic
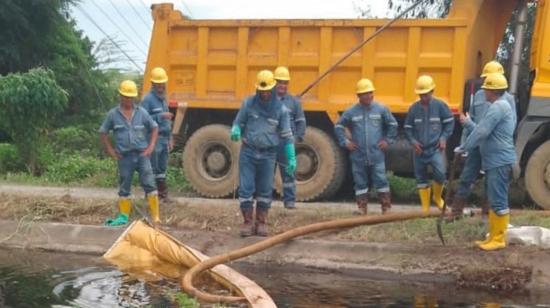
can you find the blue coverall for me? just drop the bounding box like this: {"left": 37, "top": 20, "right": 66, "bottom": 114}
{"left": 335, "top": 102, "right": 398, "bottom": 196}
{"left": 233, "top": 93, "right": 293, "bottom": 210}
{"left": 404, "top": 98, "right": 455, "bottom": 188}
{"left": 99, "top": 106, "right": 158, "bottom": 197}
{"left": 276, "top": 94, "right": 306, "bottom": 205}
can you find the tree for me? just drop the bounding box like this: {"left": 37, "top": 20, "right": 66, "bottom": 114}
{"left": 0, "top": 68, "right": 68, "bottom": 173}
{"left": 387, "top": 0, "right": 452, "bottom": 18}
{"left": 0, "top": 0, "right": 114, "bottom": 124}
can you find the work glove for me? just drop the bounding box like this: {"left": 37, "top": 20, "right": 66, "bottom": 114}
{"left": 454, "top": 146, "right": 468, "bottom": 158}
{"left": 230, "top": 125, "right": 241, "bottom": 141}
{"left": 284, "top": 142, "right": 296, "bottom": 176}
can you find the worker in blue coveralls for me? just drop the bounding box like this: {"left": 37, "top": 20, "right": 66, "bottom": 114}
{"left": 448, "top": 61, "right": 516, "bottom": 221}
{"left": 100, "top": 80, "right": 160, "bottom": 226}
{"left": 141, "top": 67, "right": 174, "bottom": 203}
{"left": 404, "top": 75, "right": 455, "bottom": 213}
{"left": 273, "top": 66, "right": 306, "bottom": 209}
{"left": 334, "top": 78, "right": 398, "bottom": 215}
{"left": 230, "top": 70, "right": 296, "bottom": 237}
{"left": 456, "top": 73, "right": 516, "bottom": 251}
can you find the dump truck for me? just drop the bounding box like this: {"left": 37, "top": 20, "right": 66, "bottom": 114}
{"left": 143, "top": 0, "right": 550, "bottom": 209}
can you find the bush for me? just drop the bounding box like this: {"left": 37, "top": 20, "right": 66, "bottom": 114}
{"left": 43, "top": 154, "right": 117, "bottom": 185}
{"left": 0, "top": 143, "right": 25, "bottom": 173}
{"left": 50, "top": 126, "right": 102, "bottom": 156}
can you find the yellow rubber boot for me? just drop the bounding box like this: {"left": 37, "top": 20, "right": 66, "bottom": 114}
{"left": 478, "top": 213, "right": 509, "bottom": 251}
{"left": 119, "top": 198, "right": 132, "bottom": 216}
{"left": 431, "top": 182, "right": 445, "bottom": 210}
{"left": 418, "top": 187, "right": 431, "bottom": 213}
{"left": 475, "top": 210, "right": 495, "bottom": 246}
{"left": 105, "top": 198, "right": 132, "bottom": 226}
{"left": 147, "top": 194, "right": 160, "bottom": 223}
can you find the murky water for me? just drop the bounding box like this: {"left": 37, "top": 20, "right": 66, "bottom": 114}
{"left": 0, "top": 248, "right": 548, "bottom": 307}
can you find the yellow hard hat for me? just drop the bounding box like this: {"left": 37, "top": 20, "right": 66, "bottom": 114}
{"left": 356, "top": 78, "right": 375, "bottom": 94}
{"left": 415, "top": 75, "right": 436, "bottom": 94}
{"left": 481, "top": 73, "right": 508, "bottom": 90}
{"left": 274, "top": 66, "right": 291, "bottom": 81}
{"left": 255, "top": 70, "right": 276, "bottom": 91}
{"left": 118, "top": 80, "right": 138, "bottom": 97}
{"left": 150, "top": 67, "right": 168, "bottom": 83}
{"left": 481, "top": 61, "right": 504, "bottom": 77}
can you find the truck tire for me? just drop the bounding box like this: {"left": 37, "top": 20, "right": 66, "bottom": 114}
{"left": 525, "top": 140, "right": 550, "bottom": 209}
{"left": 183, "top": 124, "right": 239, "bottom": 198}
{"left": 275, "top": 127, "right": 346, "bottom": 201}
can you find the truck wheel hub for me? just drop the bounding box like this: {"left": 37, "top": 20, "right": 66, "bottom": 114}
{"left": 202, "top": 144, "right": 231, "bottom": 178}
{"left": 295, "top": 146, "right": 319, "bottom": 180}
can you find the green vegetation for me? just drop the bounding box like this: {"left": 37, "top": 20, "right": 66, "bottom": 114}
{"left": 174, "top": 293, "right": 200, "bottom": 308}
{"left": 0, "top": 68, "right": 68, "bottom": 173}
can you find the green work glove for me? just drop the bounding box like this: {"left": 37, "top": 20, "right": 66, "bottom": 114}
{"left": 284, "top": 143, "right": 296, "bottom": 176}
{"left": 230, "top": 125, "right": 241, "bottom": 141}
{"left": 105, "top": 213, "right": 129, "bottom": 227}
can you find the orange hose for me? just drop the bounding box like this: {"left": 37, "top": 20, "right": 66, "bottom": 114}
{"left": 180, "top": 210, "right": 441, "bottom": 304}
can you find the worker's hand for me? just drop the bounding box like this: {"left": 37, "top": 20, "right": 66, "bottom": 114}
{"left": 378, "top": 140, "right": 389, "bottom": 151}
{"left": 284, "top": 143, "right": 296, "bottom": 176}
{"left": 142, "top": 146, "right": 154, "bottom": 157}
{"left": 345, "top": 140, "right": 358, "bottom": 151}
{"left": 412, "top": 142, "right": 423, "bottom": 155}
{"left": 168, "top": 137, "right": 174, "bottom": 152}
{"left": 108, "top": 149, "right": 121, "bottom": 160}
{"left": 454, "top": 146, "right": 468, "bottom": 158}
{"left": 459, "top": 112, "right": 469, "bottom": 125}
{"left": 438, "top": 139, "right": 446, "bottom": 151}
{"left": 230, "top": 125, "right": 241, "bottom": 142}
{"left": 286, "top": 158, "right": 297, "bottom": 176}
{"left": 162, "top": 112, "right": 174, "bottom": 120}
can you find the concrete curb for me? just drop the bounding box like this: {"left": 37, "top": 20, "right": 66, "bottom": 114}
{"left": 0, "top": 219, "right": 455, "bottom": 284}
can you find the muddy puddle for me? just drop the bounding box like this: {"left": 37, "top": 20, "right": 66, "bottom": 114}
{"left": 0, "top": 248, "right": 548, "bottom": 307}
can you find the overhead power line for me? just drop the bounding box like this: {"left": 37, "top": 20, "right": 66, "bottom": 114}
{"left": 125, "top": 0, "right": 152, "bottom": 31}
{"left": 89, "top": 1, "right": 148, "bottom": 57}
{"left": 179, "top": 0, "right": 194, "bottom": 18}
{"left": 76, "top": 5, "right": 144, "bottom": 72}
{"left": 107, "top": 0, "right": 150, "bottom": 47}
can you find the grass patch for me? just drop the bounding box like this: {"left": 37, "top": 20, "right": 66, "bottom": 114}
{"left": 3, "top": 193, "right": 546, "bottom": 245}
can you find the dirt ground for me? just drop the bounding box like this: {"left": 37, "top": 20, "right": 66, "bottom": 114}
{"left": 1, "top": 183, "right": 550, "bottom": 294}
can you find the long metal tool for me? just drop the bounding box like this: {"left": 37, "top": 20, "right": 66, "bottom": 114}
{"left": 298, "top": 0, "right": 426, "bottom": 98}
{"left": 437, "top": 152, "right": 462, "bottom": 245}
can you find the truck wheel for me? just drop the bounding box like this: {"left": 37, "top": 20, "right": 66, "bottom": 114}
{"left": 275, "top": 127, "right": 346, "bottom": 201}
{"left": 525, "top": 140, "right": 550, "bottom": 209}
{"left": 183, "top": 124, "right": 239, "bottom": 198}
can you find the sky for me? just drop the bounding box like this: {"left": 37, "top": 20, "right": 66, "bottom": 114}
{"left": 71, "top": 0, "right": 390, "bottom": 72}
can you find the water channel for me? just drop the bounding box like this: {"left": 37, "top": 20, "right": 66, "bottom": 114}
{"left": 0, "top": 248, "right": 547, "bottom": 307}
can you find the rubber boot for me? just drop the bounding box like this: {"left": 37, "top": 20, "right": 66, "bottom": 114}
{"left": 446, "top": 195, "right": 466, "bottom": 222}
{"left": 478, "top": 213, "right": 509, "bottom": 251}
{"left": 418, "top": 187, "right": 431, "bottom": 213}
{"left": 157, "top": 179, "right": 172, "bottom": 203}
{"left": 431, "top": 182, "right": 445, "bottom": 210}
{"left": 147, "top": 194, "right": 160, "bottom": 224}
{"left": 378, "top": 192, "right": 392, "bottom": 214}
{"left": 105, "top": 198, "right": 131, "bottom": 226}
{"left": 475, "top": 210, "right": 496, "bottom": 246}
{"left": 255, "top": 207, "right": 269, "bottom": 237}
{"left": 240, "top": 208, "right": 254, "bottom": 237}
{"left": 352, "top": 196, "right": 368, "bottom": 216}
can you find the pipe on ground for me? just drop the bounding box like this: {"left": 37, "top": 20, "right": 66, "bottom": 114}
{"left": 180, "top": 210, "right": 441, "bottom": 304}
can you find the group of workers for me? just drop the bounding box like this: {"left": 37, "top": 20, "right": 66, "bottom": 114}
{"left": 99, "top": 60, "right": 516, "bottom": 252}
{"left": 100, "top": 67, "right": 173, "bottom": 227}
